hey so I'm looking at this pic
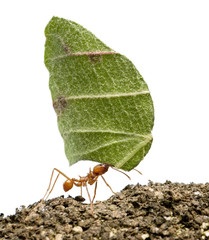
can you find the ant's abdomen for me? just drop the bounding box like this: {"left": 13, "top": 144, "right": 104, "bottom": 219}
{"left": 63, "top": 179, "right": 73, "bottom": 192}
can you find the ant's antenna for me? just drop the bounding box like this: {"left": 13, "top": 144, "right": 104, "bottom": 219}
{"left": 110, "top": 166, "right": 131, "bottom": 180}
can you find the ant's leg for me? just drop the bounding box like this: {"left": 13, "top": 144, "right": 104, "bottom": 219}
{"left": 45, "top": 173, "right": 60, "bottom": 201}
{"left": 37, "top": 168, "right": 74, "bottom": 208}
{"left": 85, "top": 185, "right": 94, "bottom": 215}
{"left": 34, "top": 168, "right": 60, "bottom": 210}
{"left": 80, "top": 186, "right": 83, "bottom": 197}
{"left": 40, "top": 169, "right": 59, "bottom": 203}
{"left": 91, "top": 181, "right": 98, "bottom": 204}
{"left": 101, "top": 175, "right": 116, "bottom": 195}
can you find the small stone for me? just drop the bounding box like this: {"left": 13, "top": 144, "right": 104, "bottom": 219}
{"left": 150, "top": 226, "right": 159, "bottom": 234}
{"left": 25, "top": 212, "right": 39, "bottom": 222}
{"left": 109, "top": 204, "right": 118, "bottom": 211}
{"left": 64, "top": 224, "right": 72, "bottom": 233}
{"left": 164, "top": 216, "right": 172, "bottom": 221}
{"left": 173, "top": 192, "right": 183, "bottom": 201}
{"left": 202, "top": 222, "right": 209, "bottom": 229}
{"left": 194, "top": 191, "right": 201, "bottom": 195}
{"left": 109, "top": 231, "right": 116, "bottom": 238}
{"left": 148, "top": 187, "right": 154, "bottom": 192}
{"left": 50, "top": 199, "right": 60, "bottom": 207}
{"left": 203, "top": 208, "right": 209, "bottom": 215}
{"left": 55, "top": 205, "right": 65, "bottom": 211}
{"left": 55, "top": 234, "right": 63, "bottom": 240}
{"left": 162, "top": 230, "right": 170, "bottom": 236}
{"left": 72, "top": 226, "right": 83, "bottom": 233}
{"left": 75, "top": 196, "right": 85, "bottom": 202}
{"left": 141, "top": 233, "right": 149, "bottom": 239}
{"left": 40, "top": 230, "right": 47, "bottom": 237}
{"left": 0, "top": 213, "right": 4, "bottom": 220}
{"left": 191, "top": 200, "right": 199, "bottom": 206}
{"left": 205, "top": 230, "right": 209, "bottom": 237}
{"left": 195, "top": 216, "right": 204, "bottom": 224}
{"left": 154, "top": 191, "right": 164, "bottom": 199}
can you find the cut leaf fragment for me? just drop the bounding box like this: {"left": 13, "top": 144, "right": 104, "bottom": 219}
{"left": 45, "top": 17, "right": 154, "bottom": 171}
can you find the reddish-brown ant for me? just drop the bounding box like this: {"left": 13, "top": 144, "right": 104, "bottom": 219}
{"left": 36, "top": 163, "right": 142, "bottom": 215}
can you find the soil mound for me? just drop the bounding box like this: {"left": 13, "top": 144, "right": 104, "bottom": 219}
{"left": 1, "top": 181, "right": 209, "bottom": 239}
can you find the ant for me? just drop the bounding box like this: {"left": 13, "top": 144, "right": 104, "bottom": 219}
{"left": 35, "top": 163, "right": 142, "bottom": 216}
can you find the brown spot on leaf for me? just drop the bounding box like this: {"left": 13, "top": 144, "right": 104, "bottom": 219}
{"left": 63, "top": 43, "right": 70, "bottom": 53}
{"left": 88, "top": 54, "right": 102, "bottom": 64}
{"left": 53, "top": 96, "right": 67, "bottom": 114}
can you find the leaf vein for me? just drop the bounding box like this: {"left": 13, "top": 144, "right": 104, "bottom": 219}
{"left": 64, "top": 129, "right": 152, "bottom": 138}
{"left": 70, "top": 138, "right": 139, "bottom": 157}
{"left": 115, "top": 136, "right": 152, "bottom": 169}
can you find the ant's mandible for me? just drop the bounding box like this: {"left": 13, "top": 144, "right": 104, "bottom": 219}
{"left": 36, "top": 163, "right": 141, "bottom": 215}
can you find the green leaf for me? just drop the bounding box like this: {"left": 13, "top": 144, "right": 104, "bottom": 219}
{"left": 45, "top": 17, "right": 154, "bottom": 171}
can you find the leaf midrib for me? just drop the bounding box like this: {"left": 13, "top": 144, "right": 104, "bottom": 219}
{"left": 64, "top": 91, "right": 150, "bottom": 100}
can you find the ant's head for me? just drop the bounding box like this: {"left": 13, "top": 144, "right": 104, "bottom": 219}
{"left": 92, "top": 163, "right": 130, "bottom": 180}
{"left": 93, "top": 163, "right": 111, "bottom": 176}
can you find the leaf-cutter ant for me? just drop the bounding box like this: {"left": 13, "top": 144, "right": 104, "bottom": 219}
{"left": 35, "top": 163, "right": 142, "bottom": 215}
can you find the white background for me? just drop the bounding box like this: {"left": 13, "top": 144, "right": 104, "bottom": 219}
{"left": 0, "top": 0, "right": 209, "bottom": 217}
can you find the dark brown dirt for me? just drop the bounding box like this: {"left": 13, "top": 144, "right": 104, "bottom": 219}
{"left": 1, "top": 181, "right": 209, "bottom": 240}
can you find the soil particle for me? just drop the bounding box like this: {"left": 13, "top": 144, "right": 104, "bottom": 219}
{"left": 1, "top": 181, "right": 209, "bottom": 239}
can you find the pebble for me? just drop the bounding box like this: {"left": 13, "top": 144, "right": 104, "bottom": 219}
{"left": 154, "top": 191, "right": 164, "bottom": 199}
{"left": 141, "top": 233, "right": 149, "bottom": 239}
{"left": 55, "top": 234, "right": 63, "bottom": 240}
{"left": 64, "top": 224, "right": 72, "bottom": 233}
{"left": 72, "top": 226, "right": 83, "bottom": 233}
{"left": 109, "top": 231, "right": 116, "bottom": 238}
{"left": 202, "top": 222, "right": 209, "bottom": 229}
